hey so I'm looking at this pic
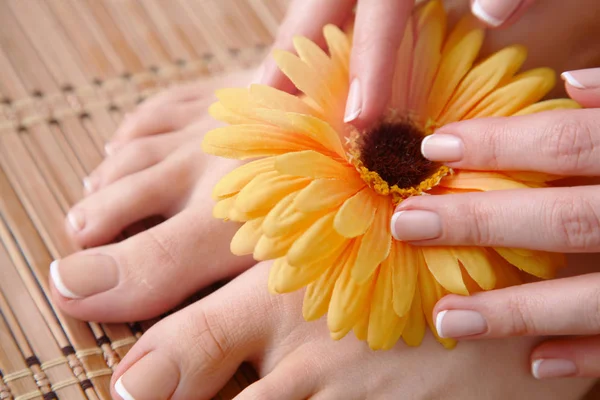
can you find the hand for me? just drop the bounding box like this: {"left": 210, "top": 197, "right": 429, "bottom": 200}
{"left": 389, "top": 69, "right": 600, "bottom": 379}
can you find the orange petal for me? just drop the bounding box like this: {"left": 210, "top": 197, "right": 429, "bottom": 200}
{"left": 353, "top": 306, "right": 370, "bottom": 342}
{"left": 451, "top": 248, "right": 497, "bottom": 290}
{"left": 212, "top": 158, "right": 274, "bottom": 200}
{"left": 440, "top": 171, "right": 531, "bottom": 191}
{"left": 392, "top": 242, "right": 420, "bottom": 317}
{"left": 293, "top": 178, "right": 364, "bottom": 213}
{"left": 352, "top": 198, "right": 393, "bottom": 283}
{"left": 334, "top": 189, "right": 377, "bottom": 238}
{"left": 422, "top": 247, "right": 469, "bottom": 295}
{"left": 494, "top": 248, "right": 563, "bottom": 279}
{"left": 275, "top": 150, "right": 358, "bottom": 181}
{"left": 230, "top": 217, "right": 264, "bottom": 255}
{"left": 401, "top": 285, "right": 426, "bottom": 347}
{"left": 236, "top": 171, "right": 310, "bottom": 214}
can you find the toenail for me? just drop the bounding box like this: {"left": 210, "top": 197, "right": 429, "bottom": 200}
{"left": 67, "top": 209, "right": 85, "bottom": 232}
{"left": 50, "top": 254, "right": 119, "bottom": 299}
{"left": 115, "top": 352, "right": 179, "bottom": 400}
{"left": 82, "top": 177, "right": 96, "bottom": 194}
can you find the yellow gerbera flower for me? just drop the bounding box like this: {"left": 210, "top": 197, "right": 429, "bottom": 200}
{"left": 202, "top": 0, "right": 580, "bottom": 350}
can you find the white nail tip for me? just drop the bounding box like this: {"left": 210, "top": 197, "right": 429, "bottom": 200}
{"left": 67, "top": 212, "right": 82, "bottom": 232}
{"left": 471, "top": 1, "right": 504, "bottom": 27}
{"left": 343, "top": 108, "right": 361, "bottom": 123}
{"left": 531, "top": 359, "right": 544, "bottom": 379}
{"left": 435, "top": 310, "right": 448, "bottom": 338}
{"left": 561, "top": 72, "right": 585, "bottom": 89}
{"left": 420, "top": 135, "right": 432, "bottom": 159}
{"left": 390, "top": 212, "right": 404, "bottom": 240}
{"left": 115, "top": 377, "right": 136, "bottom": 400}
{"left": 83, "top": 178, "right": 93, "bottom": 193}
{"left": 50, "top": 260, "right": 81, "bottom": 299}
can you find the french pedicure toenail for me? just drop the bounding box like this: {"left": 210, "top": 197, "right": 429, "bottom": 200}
{"left": 435, "top": 310, "right": 488, "bottom": 338}
{"left": 532, "top": 359, "right": 577, "bottom": 379}
{"left": 471, "top": 0, "right": 523, "bottom": 27}
{"left": 391, "top": 210, "right": 442, "bottom": 241}
{"left": 67, "top": 209, "right": 85, "bottom": 232}
{"left": 115, "top": 352, "right": 179, "bottom": 400}
{"left": 50, "top": 254, "right": 118, "bottom": 299}
{"left": 421, "top": 134, "right": 464, "bottom": 162}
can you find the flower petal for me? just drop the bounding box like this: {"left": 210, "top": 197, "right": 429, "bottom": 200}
{"left": 352, "top": 198, "right": 393, "bottom": 283}
{"left": 440, "top": 171, "right": 531, "bottom": 191}
{"left": 209, "top": 102, "right": 256, "bottom": 125}
{"left": 324, "top": 24, "right": 350, "bottom": 77}
{"left": 392, "top": 242, "right": 420, "bottom": 317}
{"left": 334, "top": 189, "right": 377, "bottom": 238}
{"left": 254, "top": 231, "right": 301, "bottom": 260}
{"left": 401, "top": 286, "right": 426, "bottom": 347}
{"left": 230, "top": 217, "right": 264, "bottom": 255}
{"left": 262, "top": 192, "right": 329, "bottom": 238}
{"left": 466, "top": 68, "right": 556, "bottom": 119}
{"left": 212, "top": 158, "right": 275, "bottom": 200}
{"left": 353, "top": 307, "right": 370, "bottom": 342}
{"left": 494, "top": 248, "right": 563, "bottom": 279}
{"left": 438, "top": 45, "right": 527, "bottom": 124}
{"left": 513, "top": 98, "right": 581, "bottom": 116}
{"left": 293, "top": 178, "right": 364, "bottom": 213}
{"left": 452, "top": 247, "right": 497, "bottom": 290}
{"left": 275, "top": 150, "right": 357, "bottom": 181}
{"left": 249, "top": 84, "right": 320, "bottom": 116}
{"left": 422, "top": 247, "right": 469, "bottom": 295}
{"left": 213, "top": 195, "right": 236, "bottom": 219}
{"left": 236, "top": 171, "right": 310, "bottom": 214}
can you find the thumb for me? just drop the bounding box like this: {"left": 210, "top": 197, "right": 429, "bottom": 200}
{"left": 433, "top": 273, "right": 600, "bottom": 339}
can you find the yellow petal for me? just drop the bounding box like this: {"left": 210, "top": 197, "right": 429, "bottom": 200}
{"left": 451, "top": 248, "right": 496, "bottom": 290}
{"left": 466, "top": 68, "right": 556, "bottom": 119}
{"left": 236, "top": 171, "right": 310, "bottom": 214}
{"left": 268, "top": 258, "right": 286, "bottom": 294}
{"left": 212, "top": 158, "right": 274, "bottom": 200}
{"left": 287, "top": 211, "right": 348, "bottom": 267}
{"left": 486, "top": 250, "right": 523, "bottom": 288}
{"left": 324, "top": 24, "right": 350, "bottom": 76}
{"left": 230, "top": 217, "right": 264, "bottom": 255}
{"left": 353, "top": 306, "right": 370, "bottom": 342}
{"left": 408, "top": 0, "right": 446, "bottom": 118}
{"left": 368, "top": 263, "right": 408, "bottom": 351}
{"left": 254, "top": 231, "right": 301, "bottom": 260}
{"left": 262, "top": 192, "right": 329, "bottom": 237}
{"left": 328, "top": 242, "right": 377, "bottom": 335}
{"left": 441, "top": 14, "right": 481, "bottom": 58}
{"left": 401, "top": 286, "right": 426, "bottom": 347}
{"left": 202, "top": 124, "right": 319, "bottom": 159}
{"left": 303, "top": 246, "right": 350, "bottom": 321}
{"left": 213, "top": 196, "right": 236, "bottom": 219}
{"left": 418, "top": 259, "right": 457, "bottom": 349}
{"left": 513, "top": 98, "right": 581, "bottom": 116}
{"left": 494, "top": 248, "right": 563, "bottom": 279}
{"left": 275, "top": 150, "right": 357, "bottom": 181}
{"left": 352, "top": 198, "right": 393, "bottom": 283}
{"left": 427, "top": 27, "right": 484, "bottom": 120}
{"left": 249, "top": 83, "right": 320, "bottom": 116}
{"left": 334, "top": 189, "right": 377, "bottom": 238}
{"left": 209, "top": 102, "right": 256, "bottom": 125}
{"left": 293, "top": 178, "right": 364, "bottom": 213}
{"left": 438, "top": 45, "right": 527, "bottom": 124}
{"left": 213, "top": 88, "right": 262, "bottom": 122}
{"left": 440, "top": 171, "right": 530, "bottom": 191}
{"left": 392, "top": 242, "right": 420, "bottom": 317}
{"left": 422, "top": 247, "right": 469, "bottom": 295}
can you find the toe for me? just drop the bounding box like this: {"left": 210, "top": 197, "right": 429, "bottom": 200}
{"left": 109, "top": 263, "right": 275, "bottom": 400}
{"left": 85, "top": 131, "right": 195, "bottom": 195}
{"left": 53, "top": 206, "right": 251, "bottom": 321}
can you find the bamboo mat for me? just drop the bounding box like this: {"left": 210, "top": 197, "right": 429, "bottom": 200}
{"left": 0, "top": 1, "right": 286, "bottom": 399}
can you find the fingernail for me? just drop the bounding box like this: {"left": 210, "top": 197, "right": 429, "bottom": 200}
{"left": 115, "top": 352, "right": 179, "bottom": 400}
{"left": 391, "top": 210, "right": 442, "bottom": 241}
{"left": 344, "top": 78, "right": 362, "bottom": 123}
{"left": 67, "top": 209, "right": 85, "bottom": 232}
{"left": 421, "top": 134, "right": 464, "bottom": 162}
{"left": 82, "top": 177, "right": 96, "bottom": 194}
{"left": 104, "top": 142, "right": 117, "bottom": 156}
{"left": 471, "top": 0, "right": 522, "bottom": 27}
{"left": 435, "top": 310, "right": 488, "bottom": 338}
{"left": 50, "top": 254, "right": 118, "bottom": 299}
{"left": 561, "top": 68, "right": 600, "bottom": 90}
{"left": 532, "top": 359, "right": 578, "bottom": 379}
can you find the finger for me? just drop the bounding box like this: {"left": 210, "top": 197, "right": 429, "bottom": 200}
{"left": 345, "top": 0, "right": 413, "bottom": 126}
{"left": 470, "top": 0, "right": 536, "bottom": 28}
{"left": 421, "top": 109, "right": 600, "bottom": 176}
{"left": 563, "top": 68, "right": 600, "bottom": 108}
{"left": 109, "top": 262, "right": 274, "bottom": 400}
{"left": 85, "top": 130, "right": 195, "bottom": 194}
{"left": 258, "top": 0, "right": 355, "bottom": 91}
{"left": 392, "top": 185, "right": 600, "bottom": 252}
{"left": 532, "top": 335, "right": 600, "bottom": 379}
{"left": 432, "top": 273, "right": 600, "bottom": 340}
{"left": 51, "top": 206, "right": 250, "bottom": 322}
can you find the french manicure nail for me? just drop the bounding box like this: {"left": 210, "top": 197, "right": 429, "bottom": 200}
{"left": 561, "top": 68, "right": 600, "bottom": 90}
{"left": 82, "top": 177, "right": 96, "bottom": 194}
{"left": 344, "top": 78, "right": 362, "bottom": 123}
{"left": 50, "top": 254, "right": 118, "bottom": 299}
{"left": 435, "top": 310, "right": 488, "bottom": 338}
{"left": 391, "top": 210, "right": 442, "bottom": 241}
{"left": 471, "top": 0, "right": 523, "bottom": 27}
{"left": 421, "top": 134, "right": 464, "bottom": 162}
{"left": 532, "top": 359, "right": 578, "bottom": 379}
{"left": 115, "top": 352, "right": 179, "bottom": 400}
{"left": 67, "top": 209, "right": 85, "bottom": 232}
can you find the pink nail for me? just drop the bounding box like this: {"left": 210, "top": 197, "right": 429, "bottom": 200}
{"left": 421, "top": 134, "right": 464, "bottom": 162}
{"left": 471, "top": 0, "right": 523, "bottom": 27}
{"left": 67, "top": 209, "right": 85, "bottom": 232}
{"left": 561, "top": 68, "right": 600, "bottom": 89}
{"left": 344, "top": 78, "right": 362, "bottom": 123}
{"left": 391, "top": 210, "right": 442, "bottom": 241}
{"left": 435, "top": 310, "right": 488, "bottom": 338}
{"left": 532, "top": 359, "right": 577, "bottom": 379}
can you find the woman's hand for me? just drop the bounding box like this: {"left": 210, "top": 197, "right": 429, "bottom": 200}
{"left": 389, "top": 68, "right": 600, "bottom": 379}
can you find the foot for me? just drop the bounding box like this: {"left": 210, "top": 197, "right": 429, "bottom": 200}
{"left": 103, "top": 262, "right": 595, "bottom": 400}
